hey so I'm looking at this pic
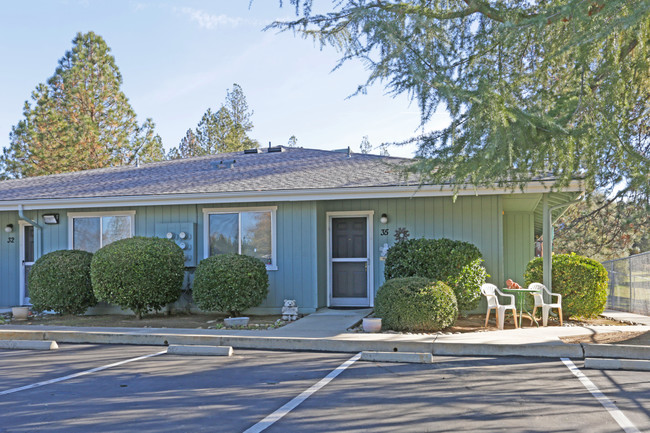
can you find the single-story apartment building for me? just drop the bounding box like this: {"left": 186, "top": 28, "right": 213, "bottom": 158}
{"left": 0, "top": 146, "right": 581, "bottom": 313}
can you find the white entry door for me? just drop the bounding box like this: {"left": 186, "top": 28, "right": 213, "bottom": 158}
{"left": 328, "top": 213, "right": 373, "bottom": 307}
{"left": 20, "top": 224, "right": 35, "bottom": 305}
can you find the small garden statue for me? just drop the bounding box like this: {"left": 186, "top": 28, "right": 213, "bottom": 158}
{"left": 282, "top": 299, "right": 298, "bottom": 321}
{"left": 506, "top": 279, "right": 523, "bottom": 289}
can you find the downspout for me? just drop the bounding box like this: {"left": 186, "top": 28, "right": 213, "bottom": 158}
{"left": 18, "top": 204, "right": 43, "bottom": 259}
{"left": 542, "top": 195, "right": 584, "bottom": 296}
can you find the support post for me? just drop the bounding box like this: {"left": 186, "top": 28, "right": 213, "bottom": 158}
{"left": 542, "top": 195, "right": 552, "bottom": 294}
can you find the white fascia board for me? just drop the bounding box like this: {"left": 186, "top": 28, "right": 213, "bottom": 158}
{"left": 0, "top": 180, "right": 584, "bottom": 211}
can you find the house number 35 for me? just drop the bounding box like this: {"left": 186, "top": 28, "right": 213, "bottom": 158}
{"left": 380, "top": 229, "right": 389, "bottom": 236}
{"left": 7, "top": 237, "right": 14, "bottom": 243}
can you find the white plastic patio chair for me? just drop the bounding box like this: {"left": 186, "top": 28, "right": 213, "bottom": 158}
{"left": 528, "top": 282, "right": 563, "bottom": 327}
{"left": 480, "top": 283, "right": 518, "bottom": 330}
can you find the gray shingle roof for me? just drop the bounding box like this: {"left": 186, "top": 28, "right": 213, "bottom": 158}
{"left": 0, "top": 147, "right": 416, "bottom": 201}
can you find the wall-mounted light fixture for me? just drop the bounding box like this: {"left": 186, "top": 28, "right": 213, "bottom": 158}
{"left": 42, "top": 214, "right": 59, "bottom": 224}
{"left": 4, "top": 224, "right": 13, "bottom": 233}
{"left": 380, "top": 213, "right": 388, "bottom": 224}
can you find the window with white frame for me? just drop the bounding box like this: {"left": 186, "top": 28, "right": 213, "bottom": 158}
{"left": 204, "top": 207, "right": 277, "bottom": 270}
{"left": 68, "top": 211, "right": 135, "bottom": 253}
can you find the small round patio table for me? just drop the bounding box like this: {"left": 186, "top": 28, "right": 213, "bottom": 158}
{"left": 501, "top": 287, "right": 540, "bottom": 328}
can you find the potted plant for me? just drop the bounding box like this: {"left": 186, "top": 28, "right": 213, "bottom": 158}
{"left": 11, "top": 306, "right": 30, "bottom": 321}
{"left": 192, "top": 254, "right": 269, "bottom": 329}
{"left": 362, "top": 317, "right": 382, "bottom": 333}
{"left": 224, "top": 317, "right": 250, "bottom": 327}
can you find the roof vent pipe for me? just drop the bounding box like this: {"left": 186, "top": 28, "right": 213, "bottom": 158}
{"left": 347, "top": 146, "right": 351, "bottom": 158}
{"left": 211, "top": 160, "right": 236, "bottom": 169}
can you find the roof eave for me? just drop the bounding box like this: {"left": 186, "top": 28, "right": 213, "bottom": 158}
{"left": 0, "top": 180, "right": 584, "bottom": 211}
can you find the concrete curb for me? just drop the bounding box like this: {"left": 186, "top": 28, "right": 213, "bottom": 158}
{"left": 433, "top": 342, "right": 584, "bottom": 359}
{"left": 585, "top": 357, "right": 650, "bottom": 371}
{"left": 0, "top": 339, "right": 58, "bottom": 350}
{"left": 167, "top": 345, "right": 233, "bottom": 356}
{"left": 360, "top": 351, "right": 433, "bottom": 364}
{"left": 0, "top": 329, "right": 593, "bottom": 359}
{"left": 582, "top": 343, "right": 650, "bottom": 360}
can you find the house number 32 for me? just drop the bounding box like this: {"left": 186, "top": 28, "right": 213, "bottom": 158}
{"left": 380, "top": 229, "right": 389, "bottom": 236}
{"left": 7, "top": 237, "right": 14, "bottom": 243}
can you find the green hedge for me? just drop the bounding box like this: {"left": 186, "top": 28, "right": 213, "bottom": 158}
{"left": 375, "top": 277, "right": 458, "bottom": 332}
{"left": 28, "top": 250, "right": 96, "bottom": 315}
{"left": 90, "top": 237, "right": 185, "bottom": 319}
{"left": 193, "top": 254, "right": 269, "bottom": 317}
{"left": 524, "top": 253, "right": 608, "bottom": 318}
{"left": 384, "top": 238, "right": 487, "bottom": 312}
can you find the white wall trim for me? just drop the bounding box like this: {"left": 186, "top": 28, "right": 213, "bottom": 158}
{"left": 67, "top": 210, "right": 136, "bottom": 250}
{"left": 18, "top": 221, "right": 33, "bottom": 306}
{"left": 203, "top": 206, "right": 278, "bottom": 271}
{"left": 1, "top": 181, "right": 584, "bottom": 211}
{"left": 67, "top": 211, "right": 137, "bottom": 218}
{"left": 326, "top": 211, "right": 374, "bottom": 308}
{"left": 202, "top": 206, "right": 278, "bottom": 214}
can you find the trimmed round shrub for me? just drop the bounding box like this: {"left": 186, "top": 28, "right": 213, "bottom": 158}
{"left": 91, "top": 237, "right": 185, "bottom": 319}
{"left": 384, "top": 238, "right": 487, "bottom": 312}
{"left": 524, "top": 253, "right": 608, "bottom": 319}
{"left": 375, "top": 277, "right": 458, "bottom": 332}
{"left": 193, "top": 254, "right": 269, "bottom": 317}
{"left": 28, "top": 250, "right": 96, "bottom": 315}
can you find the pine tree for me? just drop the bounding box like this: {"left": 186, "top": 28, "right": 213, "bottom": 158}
{"left": 224, "top": 84, "right": 257, "bottom": 150}
{"left": 167, "top": 83, "right": 258, "bottom": 158}
{"left": 1, "top": 32, "right": 164, "bottom": 178}
{"left": 359, "top": 135, "right": 371, "bottom": 154}
{"left": 274, "top": 1, "right": 650, "bottom": 204}
{"left": 167, "top": 129, "right": 201, "bottom": 160}
{"left": 554, "top": 196, "right": 650, "bottom": 260}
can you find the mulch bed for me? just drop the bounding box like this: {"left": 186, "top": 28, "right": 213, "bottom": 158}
{"left": 1, "top": 312, "right": 287, "bottom": 330}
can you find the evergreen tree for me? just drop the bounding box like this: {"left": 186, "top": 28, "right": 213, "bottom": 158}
{"left": 554, "top": 196, "right": 650, "bottom": 260}
{"left": 1, "top": 32, "right": 164, "bottom": 178}
{"left": 224, "top": 84, "right": 257, "bottom": 150}
{"left": 167, "top": 83, "right": 258, "bottom": 158}
{"left": 167, "top": 129, "right": 201, "bottom": 160}
{"left": 359, "top": 135, "right": 371, "bottom": 154}
{"left": 273, "top": 1, "right": 650, "bottom": 204}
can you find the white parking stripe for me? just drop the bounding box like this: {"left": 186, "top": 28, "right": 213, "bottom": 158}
{"left": 561, "top": 358, "right": 640, "bottom": 433}
{"left": 244, "top": 352, "right": 362, "bottom": 433}
{"left": 0, "top": 350, "right": 167, "bottom": 396}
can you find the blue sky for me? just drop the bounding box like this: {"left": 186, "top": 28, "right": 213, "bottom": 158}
{"left": 0, "top": 1, "right": 449, "bottom": 158}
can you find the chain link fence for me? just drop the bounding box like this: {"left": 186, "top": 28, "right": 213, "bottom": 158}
{"left": 603, "top": 251, "right": 650, "bottom": 315}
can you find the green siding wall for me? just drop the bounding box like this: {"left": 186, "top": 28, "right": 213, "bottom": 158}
{"left": 503, "top": 212, "right": 535, "bottom": 286}
{"left": 0, "top": 202, "right": 319, "bottom": 313}
{"left": 317, "top": 195, "right": 506, "bottom": 308}
{"left": 1, "top": 194, "right": 535, "bottom": 314}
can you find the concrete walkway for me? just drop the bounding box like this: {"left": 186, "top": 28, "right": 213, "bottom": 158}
{"left": 1, "top": 308, "right": 648, "bottom": 359}
{"left": 600, "top": 309, "right": 650, "bottom": 326}
{"left": 271, "top": 308, "right": 372, "bottom": 337}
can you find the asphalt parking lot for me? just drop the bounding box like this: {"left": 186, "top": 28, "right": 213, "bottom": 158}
{"left": 1, "top": 344, "right": 648, "bottom": 432}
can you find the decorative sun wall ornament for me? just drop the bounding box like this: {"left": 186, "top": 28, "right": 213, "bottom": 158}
{"left": 394, "top": 227, "right": 410, "bottom": 243}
